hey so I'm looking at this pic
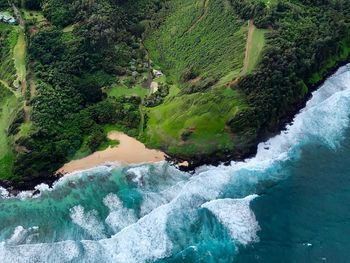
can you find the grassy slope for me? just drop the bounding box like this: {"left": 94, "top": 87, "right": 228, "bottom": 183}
{"left": 0, "top": 21, "right": 27, "bottom": 180}
{"left": 0, "top": 23, "right": 18, "bottom": 85}
{"left": 142, "top": 0, "right": 260, "bottom": 157}
{"left": 13, "top": 27, "right": 26, "bottom": 83}
{"left": 145, "top": 88, "right": 247, "bottom": 156}
{"left": 0, "top": 83, "right": 20, "bottom": 180}
{"left": 145, "top": 0, "right": 247, "bottom": 82}
{"left": 246, "top": 25, "right": 267, "bottom": 73}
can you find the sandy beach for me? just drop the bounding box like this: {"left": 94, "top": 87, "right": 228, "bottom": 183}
{"left": 57, "top": 131, "right": 166, "bottom": 174}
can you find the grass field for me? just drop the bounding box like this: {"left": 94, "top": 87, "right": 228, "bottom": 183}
{"left": 0, "top": 23, "right": 28, "bottom": 180}
{"left": 106, "top": 84, "right": 150, "bottom": 99}
{"left": 0, "top": 24, "right": 18, "bottom": 85}
{"left": 246, "top": 24, "right": 267, "bottom": 73}
{"left": 13, "top": 27, "right": 26, "bottom": 84}
{"left": 22, "top": 10, "right": 45, "bottom": 24}
{"left": 144, "top": 87, "right": 247, "bottom": 156}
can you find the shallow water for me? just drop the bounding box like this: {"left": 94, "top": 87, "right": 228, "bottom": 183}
{"left": 1, "top": 65, "right": 350, "bottom": 262}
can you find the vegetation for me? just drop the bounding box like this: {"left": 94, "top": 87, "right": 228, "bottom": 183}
{"left": 142, "top": 0, "right": 350, "bottom": 160}
{"left": 145, "top": 87, "right": 247, "bottom": 157}
{"left": 227, "top": 0, "right": 350, "bottom": 155}
{"left": 145, "top": 0, "right": 247, "bottom": 84}
{"left": 1, "top": 0, "right": 350, "bottom": 186}
{"left": 142, "top": 0, "right": 255, "bottom": 157}
{"left": 0, "top": 23, "right": 18, "bottom": 85}
{"left": 0, "top": 82, "right": 20, "bottom": 181}
{"left": 0, "top": 0, "right": 166, "bottom": 185}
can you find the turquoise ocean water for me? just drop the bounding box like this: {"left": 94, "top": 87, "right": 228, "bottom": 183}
{"left": 1, "top": 65, "right": 350, "bottom": 262}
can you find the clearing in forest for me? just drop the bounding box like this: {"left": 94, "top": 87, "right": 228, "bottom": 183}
{"left": 244, "top": 21, "right": 266, "bottom": 74}
{"left": 13, "top": 27, "right": 26, "bottom": 88}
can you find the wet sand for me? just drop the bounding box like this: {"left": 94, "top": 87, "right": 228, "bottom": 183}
{"left": 57, "top": 131, "right": 166, "bottom": 174}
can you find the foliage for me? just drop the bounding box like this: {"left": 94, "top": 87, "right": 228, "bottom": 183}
{"left": 12, "top": 0, "right": 164, "bottom": 182}
{"left": 0, "top": 24, "right": 18, "bottom": 85}
{"left": 229, "top": 0, "right": 350, "bottom": 146}
{"left": 145, "top": 0, "right": 247, "bottom": 85}
{"left": 0, "top": 82, "right": 20, "bottom": 180}
{"left": 143, "top": 83, "right": 169, "bottom": 107}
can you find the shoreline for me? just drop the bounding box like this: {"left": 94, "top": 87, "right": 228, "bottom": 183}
{"left": 1, "top": 58, "right": 350, "bottom": 193}
{"left": 58, "top": 131, "right": 166, "bottom": 174}
{"left": 167, "top": 57, "right": 350, "bottom": 171}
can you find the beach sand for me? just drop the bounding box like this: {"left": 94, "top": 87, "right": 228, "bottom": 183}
{"left": 57, "top": 131, "right": 166, "bottom": 174}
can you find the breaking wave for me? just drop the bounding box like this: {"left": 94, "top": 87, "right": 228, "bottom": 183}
{"left": 1, "top": 64, "right": 350, "bottom": 262}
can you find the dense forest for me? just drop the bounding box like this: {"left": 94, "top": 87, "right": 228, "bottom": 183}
{"left": 1, "top": 0, "right": 350, "bottom": 188}
{"left": 228, "top": 0, "right": 350, "bottom": 154}
{"left": 1, "top": 0, "right": 165, "bottom": 187}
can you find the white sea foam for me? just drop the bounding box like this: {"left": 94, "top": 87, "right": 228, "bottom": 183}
{"left": 103, "top": 194, "right": 137, "bottom": 233}
{"left": 0, "top": 240, "right": 81, "bottom": 262}
{"left": 1, "top": 65, "right": 350, "bottom": 262}
{"left": 6, "top": 226, "right": 39, "bottom": 245}
{"left": 0, "top": 186, "right": 9, "bottom": 198}
{"left": 126, "top": 166, "right": 150, "bottom": 186}
{"left": 201, "top": 195, "right": 260, "bottom": 245}
{"left": 70, "top": 205, "right": 107, "bottom": 239}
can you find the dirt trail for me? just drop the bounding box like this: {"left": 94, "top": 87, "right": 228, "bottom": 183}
{"left": 11, "top": 3, "right": 24, "bottom": 26}
{"left": 227, "top": 19, "right": 255, "bottom": 87}
{"left": 242, "top": 19, "right": 255, "bottom": 75}
{"left": 11, "top": 3, "right": 31, "bottom": 122}
{"left": 184, "top": 0, "right": 209, "bottom": 34}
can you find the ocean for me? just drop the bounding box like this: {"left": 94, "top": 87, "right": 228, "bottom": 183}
{"left": 1, "top": 64, "right": 350, "bottom": 262}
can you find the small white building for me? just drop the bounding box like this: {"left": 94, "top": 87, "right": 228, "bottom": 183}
{"left": 152, "top": 69, "right": 163, "bottom": 78}
{"left": 0, "top": 12, "right": 16, "bottom": 24}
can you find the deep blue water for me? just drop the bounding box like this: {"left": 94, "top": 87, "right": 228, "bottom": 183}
{"left": 0, "top": 65, "right": 350, "bottom": 262}
{"left": 237, "top": 131, "right": 350, "bottom": 263}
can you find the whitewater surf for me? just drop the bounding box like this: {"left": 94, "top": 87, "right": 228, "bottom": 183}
{"left": 1, "top": 64, "right": 350, "bottom": 262}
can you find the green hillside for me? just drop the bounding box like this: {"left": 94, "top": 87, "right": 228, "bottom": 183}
{"left": 0, "top": 23, "right": 18, "bottom": 85}
{"left": 0, "top": 82, "right": 20, "bottom": 180}
{"left": 145, "top": 0, "right": 248, "bottom": 83}
{"left": 143, "top": 0, "right": 264, "bottom": 158}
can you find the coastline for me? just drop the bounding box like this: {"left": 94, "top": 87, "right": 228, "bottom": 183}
{"left": 168, "top": 56, "right": 350, "bottom": 171}
{"left": 1, "top": 57, "right": 350, "bottom": 193}
{"left": 58, "top": 131, "right": 166, "bottom": 174}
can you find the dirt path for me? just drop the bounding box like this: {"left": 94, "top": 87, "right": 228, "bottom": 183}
{"left": 11, "top": 3, "right": 24, "bottom": 27}
{"left": 242, "top": 19, "right": 255, "bottom": 75}
{"left": 184, "top": 0, "right": 209, "bottom": 34}
{"left": 227, "top": 19, "right": 255, "bottom": 87}
{"left": 11, "top": 4, "right": 31, "bottom": 122}
{"left": 14, "top": 29, "right": 27, "bottom": 93}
